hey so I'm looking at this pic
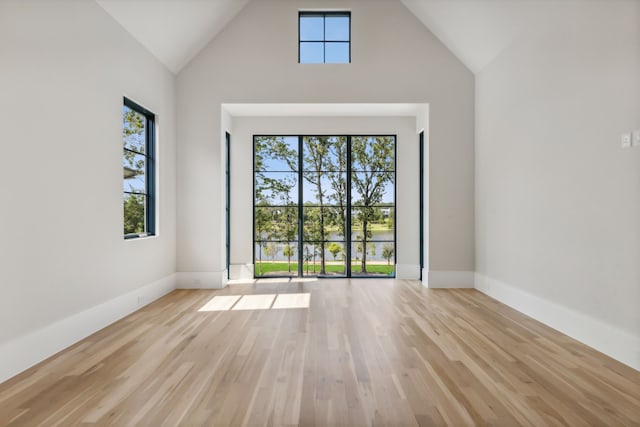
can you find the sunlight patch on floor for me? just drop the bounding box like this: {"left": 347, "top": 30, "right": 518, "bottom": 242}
{"left": 232, "top": 294, "right": 276, "bottom": 310}
{"left": 198, "top": 293, "right": 311, "bottom": 312}
{"left": 272, "top": 293, "right": 311, "bottom": 309}
{"left": 198, "top": 295, "right": 241, "bottom": 312}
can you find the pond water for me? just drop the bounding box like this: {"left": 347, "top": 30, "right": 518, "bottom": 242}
{"left": 256, "top": 230, "right": 394, "bottom": 262}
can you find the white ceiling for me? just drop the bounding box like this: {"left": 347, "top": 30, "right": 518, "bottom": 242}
{"left": 400, "top": 0, "right": 566, "bottom": 74}
{"left": 96, "top": 0, "right": 251, "bottom": 74}
{"left": 96, "top": 0, "right": 572, "bottom": 75}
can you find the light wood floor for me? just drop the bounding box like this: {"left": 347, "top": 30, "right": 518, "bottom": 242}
{"left": 1, "top": 280, "right": 639, "bottom": 426}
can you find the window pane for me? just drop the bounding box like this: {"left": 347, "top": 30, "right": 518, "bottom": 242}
{"left": 350, "top": 207, "right": 395, "bottom": 242}
{"left": 302, "top": 136, "right": 347, "bottom": 171}
{"left": 302, "top": 172, "right": 347, "bottom": 206}
{"left": 255, "top": 242, "right": 298, "bottom": 277}
{"left": 301, "top": 242, "right": 346, "bottom": 276}
{"left": 325, "top": 16, "right": 349, "bottom": 41}
{"left": 303, "top": 206, "right": 346, "bottom": 241}
{"left": 351, "top": 242, "right": 395, "bottom": 277}
{"left": 123, "top": 151, "right": 146, "bottom": 193}
{"left": 323, "top": 242, "right": 346, "bottom": 276}
{"left": 300, "top": 16, "right": 324, "bottom": 41}
{"left": 124, "top": 193, "right": 146, "bottom": 235}
{"left": 300, "top": 42, "right": 324, "bottom": 63}
{"left": 301, "top": 242, "right": 321, "bottom": 276}
{"left": 351, "top": 136, "right": 395, "bottom": 171}
{"left": 325, "top": 42, "right": 349, "bottom": 63}
{"left": 351, "top": 172, "right": 394, "bottom": 205}
{"left": 255, "top": 206, "right": 298, "bottom": 241}
{"left": 123, "top": 105, "right": 146, "bottom": 153}
{"left": 255, "top": 136, "right": 298, "bottom": 172}
{"left": 255, "top": 172, "right": 298, "bottom": 205}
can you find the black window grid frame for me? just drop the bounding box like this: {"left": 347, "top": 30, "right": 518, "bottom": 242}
{"left": 225, "top": 132, "right": 231, "bottom": 279}
{"left": 253, "top": 134, "right": 396, "bottom": 279}
{"left": 298, "top": 11, "right": 351, "bottom": 64}
{"left": 123, "top": 97, "right": 156, "bottom": 239}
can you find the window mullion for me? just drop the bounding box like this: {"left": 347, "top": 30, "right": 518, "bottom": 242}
{"left": 323, "top": 15, "right": 326, "bottom": 63}
{"left": 297, "top": 136, "right": 304, "bottom": 277}
{"left": 346, "top": 135, "right": 352, "bottom": 278}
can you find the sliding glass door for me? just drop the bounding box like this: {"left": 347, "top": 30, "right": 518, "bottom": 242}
{"left": 254, "top": 135, "right": 395, "bottom": 278}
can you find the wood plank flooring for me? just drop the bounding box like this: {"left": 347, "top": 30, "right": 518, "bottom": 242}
{"left": 1, "top": 279, "right": 639, "bottom": 426}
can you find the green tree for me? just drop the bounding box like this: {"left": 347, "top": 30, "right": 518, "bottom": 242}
{"left": 325, "top": 137, "right": 348, "bottom": 240}
{"left": 254, "top": 137, "right": 298, "bottom": 276}
{"left": 351, "top": 136, "right": 394, "bottom": 273}
{"left": 123, "top": 107, "right": 146, "bottom": 235}
{"left": 302, "top": 137, "right": 332, "bottom": 274}
{"left": 382, "top": 245, "right": 394, "bottom": 266}
{"left": 123, "top": 194, "right": 145, "bottom": 234}
{"left": 283, "top": 244, "right": 295, "bottom": 273}
{"left": 253, "top": 204, "right": 272, "bottom": 275}
{"left": 264, "top": 242, "right": 279, "bottom": 262}
{"left": 303, "top": 246, "right": 313, "bottom": 274}
{"left": 328, "top": 242, "right": 342, "bottom": 261}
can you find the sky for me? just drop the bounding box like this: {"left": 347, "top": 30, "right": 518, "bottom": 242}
{"left": 255, "top": 136, "right": 395, "bottom": 206}
{"left": 299, "top": 15, "right": 350, "bottom": 64}
{"left": 123, "top": 105, "right": 147, "bottom": 195}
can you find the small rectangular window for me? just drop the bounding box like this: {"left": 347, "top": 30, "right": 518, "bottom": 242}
{"left": 123, "top": 98, "right": 155, "bottom": 239}
{"left": 299, "top": 11, "right": 350, "bottom": 64}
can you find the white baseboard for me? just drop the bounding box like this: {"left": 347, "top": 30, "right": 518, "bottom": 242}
{"left": 176, "top": 271, "right": 226, "bottom": 289}
{"left": 229, "top": 264, "right": 254, "bottom": 280}
{"left": 475, "top": 273, "right": 640, "bottom": 371}
{"left": 0, "top": 273, "right": 176, "bottom": 384}
{"left": 426, "top": 270, "right": 475, "bottom": 288}
{"left": 395, "top": 264, "right": 420, "bottom": 280}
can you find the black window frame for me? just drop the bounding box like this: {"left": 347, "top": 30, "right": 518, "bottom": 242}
{"left": 123, "top": 97, "right": 156, "bottom": 240}
{"left": 419, "top": 131, "right": 424, "bottom": 280}
{"left": 225, "top": 132, "right": 231, "bottom": 279}
{"left": 298, "top": 11, "right": 351, "bottom": 64}
{"left": 253, "top": 134, "right": 396, "bottom": 279}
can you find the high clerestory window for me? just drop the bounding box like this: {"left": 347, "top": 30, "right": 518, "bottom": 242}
{"left": 299, "top": 11, "right": 351, "bottom": 64}
{"left": 123, "top": 97, "right": 155, "bottom": 239}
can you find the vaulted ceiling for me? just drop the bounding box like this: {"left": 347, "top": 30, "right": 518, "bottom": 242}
{"left": 96, "top": 0, "right": 572, "bottom": 75}
{"left": 96, "top": 0, "right": 251, "bottom": 74}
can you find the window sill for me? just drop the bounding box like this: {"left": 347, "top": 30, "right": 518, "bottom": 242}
{"left": 124, "top": 233, "right": 157, "bottom": 241}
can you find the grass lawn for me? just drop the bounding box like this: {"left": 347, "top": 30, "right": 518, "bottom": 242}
{"left": 255, "top": 261, "right": 394, "bottom": 276}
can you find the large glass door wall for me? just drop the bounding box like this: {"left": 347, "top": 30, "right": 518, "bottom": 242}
{"left": 254, "top": 135, "right": 395, "bottom": 278}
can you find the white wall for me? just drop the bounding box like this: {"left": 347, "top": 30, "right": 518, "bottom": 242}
{"left": 228, "top": 116, "right": 419, "bottom": 277}
{"left": 176, "top": 0, "right": 475, "bottom": 285}
{"left": 0, "top": 0, "right": 177, "bottom": 379}
{"left": 475, "top": 0, "right": 640, "bottom": 368}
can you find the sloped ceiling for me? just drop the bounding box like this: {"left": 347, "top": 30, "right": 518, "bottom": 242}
{"left": 400, "top": 0, "right": 565, "bottom": 74}
{"left": 96, "top": 0, "right": 251, "bottom": 74}
{"left": 96, "top": 0, "right": 570, "bottom": 75}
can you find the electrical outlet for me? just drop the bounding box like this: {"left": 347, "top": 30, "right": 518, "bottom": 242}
{"left": 621, "top": 133, "right": 632, "bottom": 148}
{"left": 632, "top": 130, "right": 640, "bottom": 147}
